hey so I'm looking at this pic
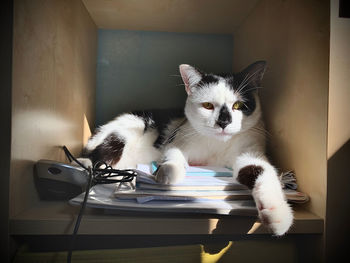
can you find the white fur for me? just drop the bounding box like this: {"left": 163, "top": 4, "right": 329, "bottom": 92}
{"left": 86, "top": 114, "right": 161, "bottom": 169}
{"left": 233, "top": 153, "right": 293, "bottom": 235}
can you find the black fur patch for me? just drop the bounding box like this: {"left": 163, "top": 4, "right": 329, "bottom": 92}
{"left": 88, "top": 133, "right": 125, "bottom": 166}
{"left": 240, "top": 92, "right": 256, "bottom": 116}
{"left": 216, "top": 104, "right": 232, "bottom": 129}
{"left": 142, "top": 109, "right": 185, "bottom": 148}
{"left": 223, "top": 74, "right": 257, "bottom": 116}
{"left": 132, "top": 109, "right": 185, "bottom": 148}
{"left": 224, "top": 74, "right": 239, "bottom": 91}
{"left": 237, "top": 165, "right": 264, "bottom": 189}
{"left": 197, "top": 74, "right": 219, "bottom": 88}
{"left": 156, "top": 118, "right": 187, "bottom": 147}
{"left": 131, "top": 110, "right": 155, "bottom": 132}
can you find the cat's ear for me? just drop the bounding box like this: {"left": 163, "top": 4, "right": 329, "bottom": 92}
{"left": 179, "top": 64, "right": 202, "bottom": 95}
{"left": 239, "top": 61, "right": 267, "bottom": 87}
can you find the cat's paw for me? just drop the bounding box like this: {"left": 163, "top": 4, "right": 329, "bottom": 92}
{"left": 254, "top": 187, "right": 293, "bottom": 235}
{"left": 155, "top": 162, "right": 185, "bottom": 184}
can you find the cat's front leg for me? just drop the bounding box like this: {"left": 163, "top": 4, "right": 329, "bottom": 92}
{"left": 155, "top": 147, "right": 187, "bottom": 184}
{"left": 233, "top": 153, "right": 293, "bottom": 235}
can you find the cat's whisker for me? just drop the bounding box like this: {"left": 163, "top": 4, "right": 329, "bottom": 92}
{"left": 236, "top": 68, "right": 263, "bottom": 94}
{"left": 236, "top": 71, "right": 254, "bottom": 93}
{"left": 242, "top": 102, "right": 250, "bottom": 111}
{"left": 164, "top": 126, "right": 198, "bottom": 146}
{"left": 242, "top": 86, "right": 264, "bottom": 94}
{"left": 236, "top": 82, "right": 250, "bottom": 95}
{"left": 176, "top": 132, "right": 197, "bottom": 142}
{"left": 178, "top": 130, "right": 198, "bottom": 139}
{"left": 250, "top": 126, "right": 271, "bottom": 138}
{"left": 249, "top": 130, "right": 266, "bottom": 139}
{"left": 237, "top": 71, "right": 250, "bottom": 92}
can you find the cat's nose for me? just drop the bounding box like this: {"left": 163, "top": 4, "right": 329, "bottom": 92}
{"left": 216, "top": 120, "right": 231, "bottom": 129}
{"left": 217, "top": 105, "right": 232, "bottom": 129}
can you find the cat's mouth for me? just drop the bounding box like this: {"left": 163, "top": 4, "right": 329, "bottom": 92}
{"left": 201, "top": 125, "right": 235, "bottom": 139}
{"left": 215, "top": 130, "right": 233, "bottom": 136}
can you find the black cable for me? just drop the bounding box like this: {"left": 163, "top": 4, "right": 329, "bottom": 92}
{"left": 62, "top": 146, "right": 137, "bottom": 185}
{"left": 62, "top": 146, "right": 88, "bottom": 170}
{"left": 67, "top": 167, "right": 93, "bottom": 263}
{"left": 63, "top": 146, "right": 137, "bottom": 263}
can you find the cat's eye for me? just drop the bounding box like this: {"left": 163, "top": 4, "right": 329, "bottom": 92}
{"left": 233, "top": 101, "right": 244, "bottom": 110}
{"left": 202, "top": 102, "right": 214, "bottom": 110}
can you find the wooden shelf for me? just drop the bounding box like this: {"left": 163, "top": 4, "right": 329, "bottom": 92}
{"left": 10, "top": 201, "right": 323, "bottom": 236}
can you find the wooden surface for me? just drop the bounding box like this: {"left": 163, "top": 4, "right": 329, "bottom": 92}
{"left": 9, "top": 0, "right": 329, "bottom": 240}
{"left": 0, "top": 1, "right": 13, "bottom": 260}
{"left": 11, "top": 0, "right": 97, "bottom": 218}
{"left": 10, "top": 201, "right": 323, "bottom": 235}
{"left": 82, "top": 0, "right": 259, "bottom": 34}
{"left": 325, "top": 1, "right": 350, "bottom": 261}
{"left": 13, "top": 239, "right": 300, "bottom": 263}
{"left": 328, "top": 0, "right": 350, "bottom": 158}
{"left": 232, "top": 0, "right": 330, "bottom": 219}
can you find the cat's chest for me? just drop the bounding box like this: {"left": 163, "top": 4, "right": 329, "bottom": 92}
{"left": 183, "top": 136, "right": 241, "bottom": 167}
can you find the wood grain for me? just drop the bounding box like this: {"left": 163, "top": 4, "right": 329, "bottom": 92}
{"left": 82, "top": 0, "right": 259, "bottom": 34}
{"left": 232, "top": 0, "right": 329, "bottom": 219}
{"left": 11, "top": 0, "right": 97, "bottom": 217}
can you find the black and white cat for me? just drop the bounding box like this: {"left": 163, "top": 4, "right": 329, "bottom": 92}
{"left": 80, "top": 61, "right": 293, "bottom": 235}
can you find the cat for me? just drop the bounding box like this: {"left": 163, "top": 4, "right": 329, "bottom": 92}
{"left": 80, "top": 61, "right": 293, "bottom": 235}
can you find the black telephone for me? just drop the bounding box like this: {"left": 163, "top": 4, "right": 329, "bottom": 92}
{"left": 34, "top": 160, "right": 89, "bottom": 200}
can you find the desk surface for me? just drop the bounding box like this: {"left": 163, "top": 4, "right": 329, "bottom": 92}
{"left": 10, "top": 201, "right": 323, "bottom": 235}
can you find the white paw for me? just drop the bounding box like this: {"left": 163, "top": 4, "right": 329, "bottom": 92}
{"left": 254, "top": 183, "right": 293, "bottom": 235}
{"left": 257, "top": 199, "right": 293, "bottom": 236}
{"left": 155, "top": 162, "right": 185, "bottom": 184}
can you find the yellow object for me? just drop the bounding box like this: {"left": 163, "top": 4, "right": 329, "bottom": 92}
{"left": 200, "top": 241, "right": 233, "bottom": 263}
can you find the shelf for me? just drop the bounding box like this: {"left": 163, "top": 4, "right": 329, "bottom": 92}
{"left": 10, "top": 201, "right": 323, "bottom": 236}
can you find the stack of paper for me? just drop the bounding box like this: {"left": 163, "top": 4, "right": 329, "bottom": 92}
{"left": 70, "top": 163, "right": 308, "bottom": 216}
{"left": 70, "top": 185, "right": 258, "bottom": 216}
{"left": 114, "top": 163, "right": 309, "bottom": 204}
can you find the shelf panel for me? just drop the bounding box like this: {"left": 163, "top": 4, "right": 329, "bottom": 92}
{"left": 10, "top": 201, "right": 323, "bottom": 236}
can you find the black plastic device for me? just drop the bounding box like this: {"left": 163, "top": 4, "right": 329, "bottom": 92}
{"left": 34, "top": 159, "right": 89, "bottom": 200}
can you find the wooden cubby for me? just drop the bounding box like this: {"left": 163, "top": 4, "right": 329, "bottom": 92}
{"left": 6, "top": 0, "right": 350, "bottom": 260}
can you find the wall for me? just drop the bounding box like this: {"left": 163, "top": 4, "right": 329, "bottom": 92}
{"left": 96, "top": 30, "right": 233, "bottom": 126}
{"left": 0, "top": 0, "right": 13, "bottom": 259}
{"left": 327, "top": 0, "right": 350, "bottom": 158}
{"left": 326, "top": 0, "right": 350, "bottom": 260}
{"left": 232, "top": 0, "right": 330, "bottom": 218}
{"left": 11, "top": 0, "right": 97, "bottom": 217}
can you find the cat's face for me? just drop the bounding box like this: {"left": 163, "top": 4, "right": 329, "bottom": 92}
{"left": 180, "top": 61, "right": 266, "bottom": 141}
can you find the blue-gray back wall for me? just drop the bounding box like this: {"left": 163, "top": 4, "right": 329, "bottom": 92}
{"left": 96, "top": 29, "right": 233, "bottom": 126}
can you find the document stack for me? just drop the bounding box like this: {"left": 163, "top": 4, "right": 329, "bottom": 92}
{"left": 70, "top": 162, "right": 308, "bottom": 216}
